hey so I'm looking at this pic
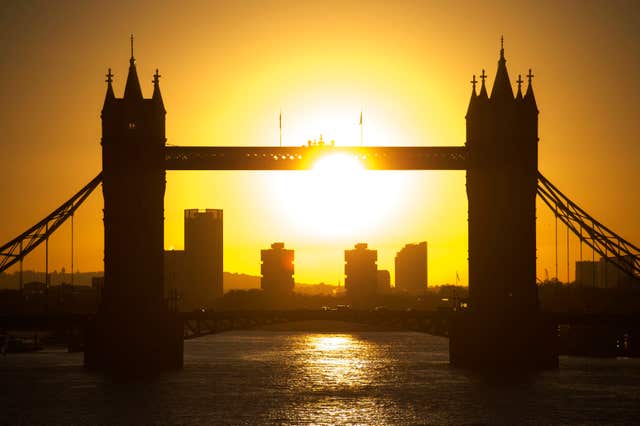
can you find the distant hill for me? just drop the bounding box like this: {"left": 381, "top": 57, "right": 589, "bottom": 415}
{"left": 0, "top": 270, "right": 342, "bottom": 294}
{"left": 224, "top": 272, "right": 341, "bottom": 295}
{"left": 224, "top": 272, "right": 260, "bottom": 291}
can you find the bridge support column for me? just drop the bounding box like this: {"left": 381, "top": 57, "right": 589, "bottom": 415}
{"left": 449, "top": 311, "right": 557, "bottom": 370}
{"left": 85, "top": 49, "right": 184, "bottom": 375}
{"left": 460, "top": 45, "right": 558, "bottom": 370}
{"left": 85, "top": 312, "right": 183, "bottom": 375}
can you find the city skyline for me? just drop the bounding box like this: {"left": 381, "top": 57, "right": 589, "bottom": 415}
{"left": 1, "top": 1, "right": 638, "bottom": 287}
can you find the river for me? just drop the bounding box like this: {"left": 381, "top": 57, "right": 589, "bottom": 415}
{"left": 2, "top": 331, "right": 640, "bottom": 425}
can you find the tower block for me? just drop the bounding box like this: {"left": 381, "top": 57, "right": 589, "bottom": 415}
{"left": 450, "top": 42, "right": 557, "bottom": 369}
{"left": 85, "top": 41, "right": 183, "bottom": 374}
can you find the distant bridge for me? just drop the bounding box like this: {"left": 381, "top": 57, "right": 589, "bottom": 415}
{"left": 1, "top": 309, "right": 639, "bottom": 341}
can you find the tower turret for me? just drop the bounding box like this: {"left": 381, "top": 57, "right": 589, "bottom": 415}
{"left": 103, "top": 68, "right": 115, "bottom": 108}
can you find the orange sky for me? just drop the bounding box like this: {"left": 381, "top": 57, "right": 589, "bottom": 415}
{"left": 0, "top": 0, "right": 638, "bottom": 286}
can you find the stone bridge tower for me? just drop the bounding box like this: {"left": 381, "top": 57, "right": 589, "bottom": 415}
{"left": 85, "top": 39, "right": 182, "bottom": 374}
{"left": 450, "top": 42, "right": 556, "bottom": 369}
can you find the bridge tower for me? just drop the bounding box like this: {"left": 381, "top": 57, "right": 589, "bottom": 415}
{"left": 85, "top": 40, "right": 183, "bottom": 374}
{"left": 450, "top": 42, "right": 557, "bottom": 369}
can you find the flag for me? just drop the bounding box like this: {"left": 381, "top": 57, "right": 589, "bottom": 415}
{"left": 359, "top": 111, "right": 362, "bottom": 126}
{"left": 456, "top": 271, "right": 460, "bottom": 282}
{"left": 279, "top": 111, "right": 282, "bottom": 130}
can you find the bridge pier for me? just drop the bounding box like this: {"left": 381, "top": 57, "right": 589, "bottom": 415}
{"left": 460, "top": 45, "right": 558, "bottom": 370}
{"left": 87, "top": 47, "right": 184, "bottom": 375}
{"left": 85, "top": 312, "right": 183, "bottom": 375}
{"left": 449, "top": 311, "right": 557, "bottom": 370}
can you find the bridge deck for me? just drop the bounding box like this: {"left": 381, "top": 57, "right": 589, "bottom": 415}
{"left": 165, "top": 146, "right": 468, "bottom": 170}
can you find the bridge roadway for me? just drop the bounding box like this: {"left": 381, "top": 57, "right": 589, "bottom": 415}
{"left": 165, "top": 146, "right": 468, "bottom": 170}
{"left": 1, "top": 310, "right": 639, "bottom": 340}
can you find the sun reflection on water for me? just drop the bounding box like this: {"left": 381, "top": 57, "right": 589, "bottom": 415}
{"left": 284, "top": 334, "right": 400, "bottom": 424}
{"left": 302, "top": 334, "right": 375, "bottom": 388}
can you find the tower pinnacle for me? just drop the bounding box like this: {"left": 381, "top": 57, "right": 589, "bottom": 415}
{"left": 124, "top": 35, "right": 143, "bottom": 100}
{"left": 524, "top": 68, "right": 537, "bottom": 111}
{"left": 103, "top": 68, "right": 115, "bottom": 107}
{"left": 130, "top": 34, "right": 135, "bottom": 64}
{"left": 152, "top": 68, "right": 165, "bottom": 111}
{"left": 153, "top": 68, "right": 161, "bottom": 85}
{"left": 516, "top": 74, "right": 523, "bottom": 100}
{"left": 478, "top": 69, "right": 488, "bottom": 99}
{"left": 490, "top": 37, "right": 513, "bottom": 101}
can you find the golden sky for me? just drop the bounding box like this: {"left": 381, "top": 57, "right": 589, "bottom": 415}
{"left": 0, "top": 0, "right": 638, "bottom": 286}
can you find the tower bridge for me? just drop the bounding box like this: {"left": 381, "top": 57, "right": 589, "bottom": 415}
{"left": 1, "top": 42, "right": 639, "bottom": 375}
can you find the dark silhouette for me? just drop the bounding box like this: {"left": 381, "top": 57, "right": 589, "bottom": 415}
{"left": 165, "top": 209, "right": 223, "bottom": 311}
{"left": 344, "top": 243, "right": 378, "bottom": 305}
{"left": 260, "top": 242, "right": 295, "bottom": 297}
{"left": 449, "top": 41, "right": 557, "bottom": 370}
{"left": 395, "top": 241, "right": 428, "bottom": 294}
{"left": 84, "top": 37, "right": 183, "bottom": 375}
{"left": 2, "top": 39, "right": 640, "bottom": 376}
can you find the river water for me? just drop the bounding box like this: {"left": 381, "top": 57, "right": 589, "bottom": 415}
{"left": 2, "top": 331, "right": 640, "bottom": 425}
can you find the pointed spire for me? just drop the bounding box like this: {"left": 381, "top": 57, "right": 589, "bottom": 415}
{"left": 524, "top": 68, "right": 538, "bottom": 111}
{"left": 478, "top": 69, "right": 488, "bottom": 100}
{"left": 124, "top": 34, "right": 143, "bottom": 100}
{"left": 130, "top": 34, "right": 135, "bottom": 65}
{"left": 515, "top": 74, "right": 523, "bottom": 100}
{"left": 104, "top": 68, "right": 115, "bottom": 102}
{"left": 152, "top": 68, "right": 165, "bottom": 111}
{"left": 490, "top": 36, "right": 513, "bottom": 101}
{"left": 466, "top": 74, "right": 479, "bottom": 118}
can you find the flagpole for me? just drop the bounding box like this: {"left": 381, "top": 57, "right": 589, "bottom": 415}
{"left": 279, "top": 110, "right": 282, "bottom": 147}
{"left": 359, "top": 111, "right": 363, "bottom": 146}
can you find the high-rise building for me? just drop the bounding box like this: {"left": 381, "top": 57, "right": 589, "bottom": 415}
{"left": 598, "top": 255, "right": 636, "bottom": 288}
{"left": 164, "top": 209, "right": 223, "bottom": 310}
{"left": 377, "top": 269, "right": 391, "bottom": 294}
{"left": 344, "top": 243, "right": 378, "bottom": 301}
{"left": 395, "top": 242, "right": 428, "bottom": 293}
{"left": 575, "top": 261, "right": 597, "bottom": 287}
{"left": 261, "top": 242, "right": 294, "bottom": 295}
{"left": 185, "top": 209, "right": 223, "bottom": 300}
{"left": 574, "top": 257, "right": 637, "bottom": 288}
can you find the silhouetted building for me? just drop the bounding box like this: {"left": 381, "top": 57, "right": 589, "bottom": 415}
{"left": 395, "top": 242, "right": 428, "bottom": 293}
{"left": 450, "top": 41, "right": 557, "bottom": 370}
{"left": 86, "top": 42, "right": 183, "bottom": 373}
{"left": 465, "top": 43, "right": 538, "bottom": 313}
{"left": 261, "top": 242, "right": 294, "bottom": 295}
{"left": 574, "top": 257, "right": 637, "bottom": 288}
{"left": 164, "top": 209, "right": 223, "bottom": 309}
{"left": 185, "top": 209, "right": 224, "bottom": 300}
{"left": 598, "top": 255, "right": 636, "bottom": 288}
{"left": 575, "top": 261, "right": 597, "bottom": 287}
{"left": 377, "top": 269, "right": 391, "bottom": 294}
{"left": 344, "top": 243, "right": 378, "bottom": 301}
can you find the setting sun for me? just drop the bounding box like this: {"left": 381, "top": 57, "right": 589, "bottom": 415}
{"left": 269, "top": 152, "right": 412, "bottom": 239}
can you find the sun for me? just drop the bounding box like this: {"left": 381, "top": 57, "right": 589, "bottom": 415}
{"left": 269, "top": 152, "right": 410, "bottom": 239}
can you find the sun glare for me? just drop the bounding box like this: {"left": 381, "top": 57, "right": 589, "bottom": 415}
{"left": 270, "top": 153, "right": 410, "bottom": 239}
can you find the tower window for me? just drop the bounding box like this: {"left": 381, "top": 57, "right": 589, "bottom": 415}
{"left": 128, "top": 122, "right": 136, "bottom": 129}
